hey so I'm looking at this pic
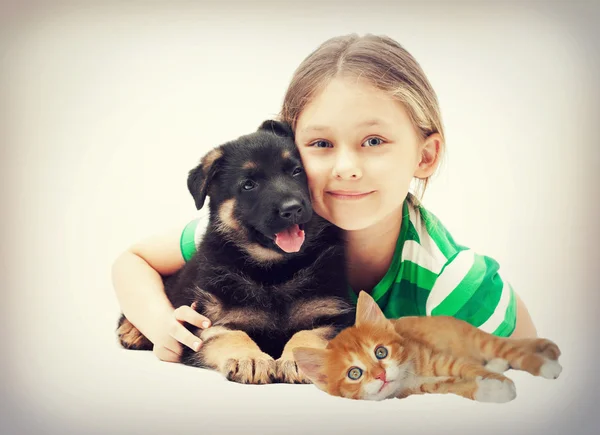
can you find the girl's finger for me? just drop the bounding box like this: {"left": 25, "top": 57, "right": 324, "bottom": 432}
{"left": 154, "top": 345, "right": 180, "bottom": 363}
{"left": 169, "top": 320, "right": 203, "bottom": 352}
{"left": 174, "top": 305, "right": 211, "bottom": 329}
{"left": 163, "top": 336, "right": 183, "bottom": 356}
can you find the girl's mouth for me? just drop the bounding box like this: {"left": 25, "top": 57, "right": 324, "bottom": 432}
{"left": 326, "top": 190, "right": 374, "bottom": 200}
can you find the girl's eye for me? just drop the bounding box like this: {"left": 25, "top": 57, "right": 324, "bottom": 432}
{"left": 362, "top": 137, "right": 384, "bottom": 147}
{"left": 347, "top": 367, "right": 363, "bottom": 380}
{"left": 309, "top": 140, "right": 332, "bottom": 148}
{"left": 292, "top": 167, "right": 303, "bottom": 176}
{"left": 242, "top": 180, "right": 257, "bottom": 191}
{"left": 375, "top": 346, "right": 388, "bottom": 359}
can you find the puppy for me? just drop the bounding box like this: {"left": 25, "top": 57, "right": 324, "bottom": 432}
{"left": 117, "top": 120, "right": 355, "bottom": 384}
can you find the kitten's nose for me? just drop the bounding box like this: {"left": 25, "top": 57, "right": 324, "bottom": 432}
{"left": 375, "top": 370, "right": 386, "bottom": 382}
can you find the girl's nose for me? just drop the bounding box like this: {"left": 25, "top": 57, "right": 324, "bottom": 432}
{"left": 331, "top": 149, "right": 362, "bottom": 180}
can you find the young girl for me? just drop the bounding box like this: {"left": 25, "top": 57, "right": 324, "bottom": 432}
{"left": 111, "top": 33, "right": 537, "bottom": 363}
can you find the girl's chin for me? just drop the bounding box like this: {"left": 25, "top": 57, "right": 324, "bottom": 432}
{"left": 322, "top": 213, "right": 378, "bottom": 231}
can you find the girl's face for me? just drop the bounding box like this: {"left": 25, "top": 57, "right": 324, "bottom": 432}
{"left": 295, "top": 77, "right": 437, "bottom": 231}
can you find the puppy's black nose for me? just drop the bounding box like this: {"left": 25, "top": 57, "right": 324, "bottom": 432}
{"left": 278, "top": 200, "right": 304, "bottom": 221}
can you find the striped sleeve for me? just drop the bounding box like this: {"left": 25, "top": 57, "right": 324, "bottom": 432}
{"left": 179, "top": 215, "right": 209, "bottom": 262}
{"left": 425, "top": 250, "right": 517, "bottom": 337}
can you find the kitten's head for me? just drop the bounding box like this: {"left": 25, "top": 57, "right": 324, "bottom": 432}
{"left": 294, "top": 291, "right": 414, "bottom": 401}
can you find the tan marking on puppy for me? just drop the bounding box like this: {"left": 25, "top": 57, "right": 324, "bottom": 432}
{"left": 216, "top": 308, "right": 276, "bottom": 331}
{"left": 199, "top": 325, "right": 231, "bottom": 342}
{"left": 216, "top": 199, "right": 284, "bottom": 264}
{"left": 217, "top": 199, "right": 242, "bottom": 233}
{"left": 282, "top": 150, "right": 291, "bottom": 159}
{"left": 278, "top": 326, "right": 334, "bottom": 384}
{"left": 197, "top": 148, "right": 223, "bottom": 197}
{"left": 117, "top": 318, "right": 152, "bottom": 350}
{"left": 191, "top": 286, "right": 275, "bottom": 330}
{"left": 191, "top": 287, "right": 224, "bottom": 321}
{"left": 244, "top": 243, "right": 285, "bottom": 263}
{"left": 242, "top": 161, "right": 257, "bottom": 169}
{"left": 202, "top": 148, "right": 223, "bottom": 170}
{"left": 200, "top": 328, "right": 276, "bottom": 384}
{"left": 288, "top": 297, "right": 354, "bottom": 330}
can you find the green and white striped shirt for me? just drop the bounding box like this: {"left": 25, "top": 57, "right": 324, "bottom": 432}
{"left": 180, "top": 197, "right": 516, "bottom": 337}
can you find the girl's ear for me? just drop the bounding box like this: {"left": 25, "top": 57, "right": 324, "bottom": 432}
{"left": 355, "top": 291, "right": 387, "bottom": 327}
{"left": 293, "top": 347, "right": 330, "bottom": 391}
{"left": 414, "top": 132, "right": 442, "bottom": 179}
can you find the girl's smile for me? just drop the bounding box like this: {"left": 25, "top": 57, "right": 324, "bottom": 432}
{"left": 326, "top": 190, "right": 375, "bottom": 200}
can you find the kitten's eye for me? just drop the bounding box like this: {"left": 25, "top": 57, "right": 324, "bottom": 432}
{"left": 242, "top": 180, "right": 257, "bottom": 191}
{"left": 375, "top": 346, "right": 388, "bottom": 359}
{"left": 292, "top": 167, "right": 303, "bottom": 176}
{"left": 347, "top": 367, "right": 363, "bottom": 380}
{"left": 362, "top": 137, "right": 385, "bottom": 147}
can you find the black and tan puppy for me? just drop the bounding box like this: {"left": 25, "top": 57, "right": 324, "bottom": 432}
{"left": 117, "top": 120, "right": 355, "bottom": 384}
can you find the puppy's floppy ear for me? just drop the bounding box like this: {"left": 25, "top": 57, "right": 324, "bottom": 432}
{"left": 187, "top": 146, "right": 223, "bottom": 210}
{"left": 258, "top": 119, "right": 294, "bottom": 138}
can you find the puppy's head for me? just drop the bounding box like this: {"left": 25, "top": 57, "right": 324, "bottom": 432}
{"left": 187, "top": 120, "right": 313, "bottom": 258}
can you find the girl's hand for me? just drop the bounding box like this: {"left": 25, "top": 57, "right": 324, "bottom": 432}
{"left": 152, "top": 303, "right": 212, "bottom": 362}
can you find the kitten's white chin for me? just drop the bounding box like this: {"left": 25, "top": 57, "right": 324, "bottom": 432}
{"left": 366, "top": 380, "right": 403, "bottom": 401}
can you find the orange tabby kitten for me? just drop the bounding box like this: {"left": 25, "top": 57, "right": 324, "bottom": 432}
{"left": 293, "top": 291, "right": 562, "bottom": 403}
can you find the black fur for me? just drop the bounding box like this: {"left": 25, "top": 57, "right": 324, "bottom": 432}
{"left": 118, "top": 120, "right": 355, "bottom": 366}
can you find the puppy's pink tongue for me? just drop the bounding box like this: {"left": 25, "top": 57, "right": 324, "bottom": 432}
{"left": 274, "top": 224, "right": 305, "bottom": 253}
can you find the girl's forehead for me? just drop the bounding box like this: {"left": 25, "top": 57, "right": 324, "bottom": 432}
{"left": 296, "top": 77, "right": 410, "bottom": 135}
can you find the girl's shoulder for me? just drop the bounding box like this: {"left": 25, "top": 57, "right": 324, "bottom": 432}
{"left": 402, "top": 193, "right": 462, "bottom": 267}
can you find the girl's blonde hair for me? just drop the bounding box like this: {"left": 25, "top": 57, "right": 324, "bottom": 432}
{"left": 280, "top": 33, "right": 445, "bottom": 200}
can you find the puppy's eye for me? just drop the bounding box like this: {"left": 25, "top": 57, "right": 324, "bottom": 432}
{"left": 242, "top": 180, "right": 257, "bottom": 191}
{"left": 292, "top": 167, "right": 303, "bottom": 176}
{"left": 375, "top": 346, "right": 388, "bottom": 359}
{"left": 347, "top": 367, "right": 363, "bottom": 380}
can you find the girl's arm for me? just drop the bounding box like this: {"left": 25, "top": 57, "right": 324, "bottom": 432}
{"left": 510, "top": 292, "right": 538, "bottom": 338}
{"left": 111, "top": 226, "right": 212, "bottom": 362}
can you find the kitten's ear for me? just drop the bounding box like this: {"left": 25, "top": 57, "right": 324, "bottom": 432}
{"left": 187, "top": 146, "right": 223, "bottom": 210}
{"left": 356, "top": 290, "right": 387, "bottom": 327}
{"left": 293, "top": 347, "right": 329, "bottom": 391}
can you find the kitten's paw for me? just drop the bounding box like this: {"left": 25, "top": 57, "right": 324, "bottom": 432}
{"left": 222, "top": 352, "right": 277, "bottom": 384}
{"left": 275, "top": 358, "right": 312, "bottom": 384}
{"left": 474, "top": 377, "right": 516, "bottom": 403}
{"left": 539, "top": 358, "right": 562, "bottom": 379}
{"left": 485, "top": 358, "right": 510, "bottom": 373}
{"left": 534, "top": 339, "right": 561, "bottom": 360}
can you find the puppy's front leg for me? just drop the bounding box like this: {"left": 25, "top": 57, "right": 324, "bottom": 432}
{"left": 276, "top": 326, "right": 334, "bottom": 384}
{"left": 184, "top": 326, "right": 277, "bottom": 384}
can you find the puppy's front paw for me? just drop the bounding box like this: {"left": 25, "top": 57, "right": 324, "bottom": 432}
{"left": 276, "top": 357, "right": 312, "bottom": 384}
{"left": 222, "top": 352, "right": 277, "bottom": 384}
{"left": 116, "top": 316, "right": 152, "bottom": 350}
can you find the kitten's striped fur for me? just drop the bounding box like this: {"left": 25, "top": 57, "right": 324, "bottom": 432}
{"left": 293, "top": 291, "right": 561, "bottom": 403}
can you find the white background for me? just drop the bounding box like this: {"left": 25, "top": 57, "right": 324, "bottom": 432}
{"left": 2, "top": 1, "right": 599, "bottom": 434}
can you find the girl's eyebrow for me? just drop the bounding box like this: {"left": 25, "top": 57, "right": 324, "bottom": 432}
{"left": 300, "top": 119, "right": 388, "bottom": 134}
{"left": 300, "top": 125, "right": 331, "bottom": 134}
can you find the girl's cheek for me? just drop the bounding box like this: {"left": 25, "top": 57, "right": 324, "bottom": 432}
{"left": 304, "top": 164, "right": 327, "bottom": 189}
